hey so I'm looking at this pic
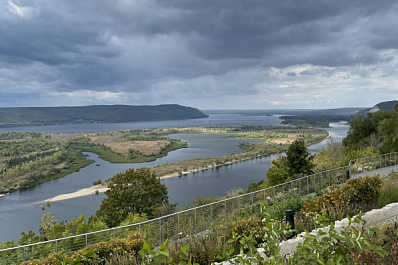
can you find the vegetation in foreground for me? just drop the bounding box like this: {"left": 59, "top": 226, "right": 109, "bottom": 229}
{"left": 12, "top": 173, "right": 398, "bottom": 264}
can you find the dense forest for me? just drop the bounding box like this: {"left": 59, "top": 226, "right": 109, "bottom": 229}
{"left": 0, "top": 104, "right": 208, "bottom": 126}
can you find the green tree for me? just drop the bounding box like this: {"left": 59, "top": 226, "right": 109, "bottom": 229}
{"left": 286, "top": 139, "right": 314, "bottom": 177}
{"left": 96, "top": 168, "right": 169, "bottom": 227}
{"left": 265, "top": 155, "right": 289, "bottom": 187}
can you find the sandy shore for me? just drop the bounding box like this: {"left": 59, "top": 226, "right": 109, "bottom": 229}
{"left": 44, "top": 156, "right": 261, "bottom": 202}
{"left": 46, "top": 184, "right": 109, "bottom": 202}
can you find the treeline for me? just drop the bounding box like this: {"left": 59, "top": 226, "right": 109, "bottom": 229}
{"left": 280, "top": 114, "right": 354, "bottom": 128}
{"left": 0, "top": 132, "right": 94, "bottom": 193}
{"left": 249, "top": 104, "right": 398, "bottom": 192}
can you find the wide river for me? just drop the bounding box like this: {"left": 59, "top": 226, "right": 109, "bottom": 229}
{"left": 0, "top": 114, "right": 349, "bottom": 242}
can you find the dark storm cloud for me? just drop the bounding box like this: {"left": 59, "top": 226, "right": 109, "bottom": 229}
{"left": 1, "top": 0, "right": 398, "bottom": 108}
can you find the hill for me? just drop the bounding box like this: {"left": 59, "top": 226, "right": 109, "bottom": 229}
{"left": 361, "top": 100, "right": 398, "bottom": 115}
{"left": 0, "top": 104, "right": 208, "bottom": 126}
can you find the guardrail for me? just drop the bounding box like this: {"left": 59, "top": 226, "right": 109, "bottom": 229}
{"left": 1, "top": 152, "right": 397, "bottom": 264}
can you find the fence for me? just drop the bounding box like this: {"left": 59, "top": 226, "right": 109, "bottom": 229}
{"left": 1, "top": 152, "right": 398, "bottom": 263}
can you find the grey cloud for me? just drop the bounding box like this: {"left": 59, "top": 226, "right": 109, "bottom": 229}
{"left": 1, "top": 0, "right": 398, "bottom": 108}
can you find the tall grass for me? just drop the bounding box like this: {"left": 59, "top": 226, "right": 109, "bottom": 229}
{"left": 378, "top": 172, "right": 398, "bottom": 208}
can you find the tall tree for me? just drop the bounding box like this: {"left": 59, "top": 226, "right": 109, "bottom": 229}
{"left": 96, "top": 168, "right": 169, "bottom": 227}
{"left": 286, "top": 139, "right": 314, "bottom": 177}
{"left": 265, "top": 155, "right": 290, "bottom": 187}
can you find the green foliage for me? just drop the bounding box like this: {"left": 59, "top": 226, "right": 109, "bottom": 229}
{"left": 139, "top": 239, "right": 199, "bottom": 265}
{"left": 280, "top": 114, "right": 355, "bottom": 128}
{"left": 264, "top": 194, "right": 303, "bottom": 220}
{"left": 298, "top": 175, "right": 382, "bottom": 232}
{"left": 93, "top": 179, "right": 102, "bottom": 186}
{"left": 343, "top": 106, "right": 398, "bottom": 153}
{"left": 230, "top": 217, "right": 264, "bottom": 247}
{"left": 346, "top": 175, "right": 383, "bottom": 204}
{"left": 0, "top": 132, "right": 93, "bottom": 193}
{"left": 286, "top": 139, "right": 314, "bottom": 176}
{"left": 71, "top": 231, "right": 144, "bottom": 264}
{"left": 265, "top": 156, "right": 289, "bottom": 187}
{"left": 377, "top": 172, "right": 398, "bottom": 207}
{"left": 313, "top": 139, "right": 346, "bottom": 171}
{"left": 292, "top": 214, "right": 387, "bottom": 264}
{"left": 96, "top": 168, "right": 169, "bottom": 227}
{"left": 221, "top": 206, "right": 388, "bottom": 265}
{"left": 265, "top": 139, "right": 314, "bottom": 187}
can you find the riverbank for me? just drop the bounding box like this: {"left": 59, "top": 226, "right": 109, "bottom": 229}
{"left": 41, "top": 128, "right": 328, "bottom": 202}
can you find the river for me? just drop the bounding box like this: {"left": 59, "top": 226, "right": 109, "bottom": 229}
{"left": 0, "top": 114, "right": 349, "bottom": 242}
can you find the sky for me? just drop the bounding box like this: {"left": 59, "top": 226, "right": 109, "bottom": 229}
{"left": 1, "top": 0, "right": 398, "bottom": 110}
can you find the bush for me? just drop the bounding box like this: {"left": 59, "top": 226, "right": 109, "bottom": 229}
{"left": 19, "top": 252, "right": 68, "bottom": 265}
{"left": 264, "top": 194, "right": 303, "bottom": 220}
{"left": 73, "top": 231, "right": 144, "bottom": 263}
{"left": 230, "top": 217, "right": 264, "bottom": 247}
{"left": 346, "top": 175, "right": 383, "bottom": 203}
{"left": 302, "top": 175, "right": 383, "bottom": 215}
{"left": 169, "top": 235, "right": 223, "bottom": 265}
{"left": 378, "top": 172, "right": 398, "bottom": 207}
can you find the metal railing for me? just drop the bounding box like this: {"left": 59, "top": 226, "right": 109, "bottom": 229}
{"left": 349, "top": 151, "right": 398, "bottom": 176}
{"left": 1, "top": 152, "right": 398, "bottom": 263}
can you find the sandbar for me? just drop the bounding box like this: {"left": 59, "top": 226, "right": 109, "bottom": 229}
{"left": 46, "top": 184, "right": 109, "bottom": 202}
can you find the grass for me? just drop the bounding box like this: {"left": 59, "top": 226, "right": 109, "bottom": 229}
{"left": 378, "top": 172, "right": 398, "bottom": 208}
{"left": 71, "top": 139, "right": 187, "bottom": 163}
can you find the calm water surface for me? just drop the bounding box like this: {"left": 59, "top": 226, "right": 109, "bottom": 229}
{"left": 0, "top": 115, "right": 348, "bottom": 242}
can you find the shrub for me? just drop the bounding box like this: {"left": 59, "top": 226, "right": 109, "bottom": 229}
{"left": 19, "top": 252, "right": 68, "bottom": 265}
{"left": 230, "top": 217, "right": 264, "bottom": 247}
{"left": 70, "top": 231, "right": 144, "bottom": 264}
{"left": 302, "top": 175, "right": 383, "bottom": 215}
{"left": 169, "top": 235, "right": 223, "bottom": 265}
{"left": 378, "top": 172, "right": 398, "bottom": 207}
{"left": 264, "top": 194, "right": 303, "bottom": 220}
{"left": 346, "top": 175, "right": 383, "bottom": 203}
{"left": 302, "top": 185, "right": 351, "bottom": 214}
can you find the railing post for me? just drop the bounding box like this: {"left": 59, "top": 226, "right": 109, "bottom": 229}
{"left": 313, "top": 174, "right": 316, "bottom": 191}
{"left": 85, "top": 234, "right": 88, "bottom": 247}
{"left": 139, "top": 223, "right": 141, "bottom": 234}
{"left": 56, "top": 240, "right": 58, "bottom": 253}
{"left": 263, "top": 189, "right": 266, "bottom": 201}
{"left": 251, "top": 194, "right": 254, "bottom": 205}
{"left": 177, "top": 213, "right": 180, "bottom": 240}
{"left": 307, "top": 176, "right": 309, "bottom": 194}
{"left": 210, "top": 205, "right": 213, "bottom": 224}
{"left": 23, "top": 246, "right": 26, "bottom": 262}
{"left": 299, "top": 179, "right": 301, "bottom": 195}
{"left": 113, "top": 228, "right": 115, "bottom": 239}
{"left": 329, "top": 171, "right": 331, "bottom": 186}
{"left": 159, "top": 218, "right": 162, "bottom": 246}
{"left": 320, "top": 173, "right": 323, "bottom": 189}
{"left": 194, "top": 208, "right": 197, "bottom": 234}
{"left": 224, "top": 200, "right": 227, "bottom": 222}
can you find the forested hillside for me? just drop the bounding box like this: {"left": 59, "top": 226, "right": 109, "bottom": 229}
{"left": 0, "top": 104, "right": 208, "bottom": 126}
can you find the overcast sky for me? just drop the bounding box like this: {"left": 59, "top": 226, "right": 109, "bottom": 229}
{"left": 1, "top": 0, "right": 398, "bottom": 110}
